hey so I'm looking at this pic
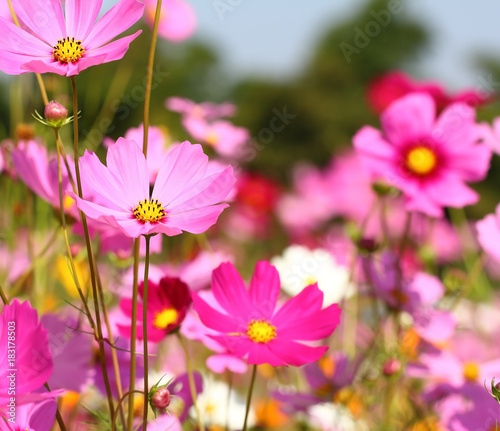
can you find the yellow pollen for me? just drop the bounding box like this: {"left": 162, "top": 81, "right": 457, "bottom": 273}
{"left": 463, "top": 361, "right": 479, "bottom": 382}
{"left": 206, "top": 130, "right": 219, "bottom": 146}
{"left": 133, "top": 199, "right": 166, "bottom": 223}
{"left": 63, "top": 195, "right": 75, "bottom": 211}
{"left": 304, "top": 276, "right": 317, "bottom": 286}
{"left": 406, "top": 146, "right": 437, "bottom": 175}
{"left": 247, "top": 319, "right": 277, "bottom": 343}
{"left": 52, "top": 37, "right": 85, "bottom": 63}
{"left": 153, "top": 308, "right": 179, "bottom": 329}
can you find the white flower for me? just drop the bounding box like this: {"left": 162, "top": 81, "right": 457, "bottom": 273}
{"left": 271, "top": 245, "right": 355, "bottom": 306}
{"left": 191, "top": 376, "right": 255, "bottom": 429}
{"left": 308, "top": 403, "right": 368, "bottom": 431}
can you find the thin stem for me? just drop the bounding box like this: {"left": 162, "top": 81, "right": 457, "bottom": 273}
{"left": 127, "top": 239, "right": 141, "bottom": 431}
{"left": 112, "top": 390, "right": 144, "bottom": 431}
{"left": 142, "top": 0, "right": 163, "bottom": 158}
{"left": 177, "top": 333, "right": 205, "bottom": 431}
{"left": 242, "top": 364, "right": 257, "bottom": 431}
{"left": 70, "top": 76, "right": 115, "bottom": 418}
{"left": 44, "top": 383, "right": 67, "bottom": 431}
{"left": 0, "top": 283, "right": 9, "bottom": 305}
{"left": 142, "top": 235, "right": 152, "bottom": 427}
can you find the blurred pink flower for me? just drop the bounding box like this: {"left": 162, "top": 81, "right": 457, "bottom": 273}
{"left": 0, "top": 0, "right": 144, "bottom": 76}
{"left": 0, "top": 300, "right": 53, "bottom": 401}
{"left": 193, "top": 261, "right": 341, "bottom": 367}
{"left": 70, "top": 139, "right": 235, "bottom": 238}
{"left": 354, "top": 93, "right": 491, "bottom": 217}
{"left": 144, "top": 0, "right": 196, "bottom": 43}
{"left": 476, "top": 204, "right": 500, "bottom": 264}
{"left": 182, "top": 117, "right": 250, "bottom": 159}
{"left": 2, "top": 397, "right": 57, "bottom": 431}
{"left": 478, "top": 117, "right": 500, "bottom": 154}
{"left": 166, "top": 97, "right": 236, "bottom": 120}
{"left": 367, "top": 70, "right": 492, "bottom": 114}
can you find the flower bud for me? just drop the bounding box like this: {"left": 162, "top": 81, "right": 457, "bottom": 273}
{"left": 383, "top": 358, "right": 401, "bottom": 376}
{"left": 150, "top": 387, "right": 171, "bottom": 411}
{"left": 44, "top": 101, "right": 68, "bottom": 128}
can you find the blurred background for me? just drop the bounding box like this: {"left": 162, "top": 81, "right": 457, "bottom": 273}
{"left": 3, "top": 0, "right": 500, "bottom": 216}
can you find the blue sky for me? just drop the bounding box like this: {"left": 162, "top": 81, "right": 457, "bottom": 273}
{"left": 104, "top": 0, "right": 500, "bottom": 90}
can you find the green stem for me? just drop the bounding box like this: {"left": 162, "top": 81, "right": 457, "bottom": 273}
{"left": 127, "top": 239, "right": 141, "bottom": 431}
{"left": 142, "top": 0, "right": 163, "bottom": 158}
{"left": 70, "top": 76, "right": 115, "bottom": 418}
{"left": 177, "top": 333, "right": 205, "bottom": 431}
{"left": 0, "top": 283, "right": 9, "bottom": 305}
{"left": 142, "top": 235, "right": 152, "bottom": 427}
{"left": 242, "top": 364, "right": 257, "bottom": 431}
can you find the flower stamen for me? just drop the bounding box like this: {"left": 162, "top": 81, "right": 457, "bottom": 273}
{"left": 133, "top": 199, "right": 166, "bottom": 223}
{"left": 247, "top": 319, "right": 277, "bottom": 343}
{"left": 52, "top": 37, "right": 85, "bottom": 63}
{"left": 405, "top": 146, "right": 437, "bottom": 175}
{"left": 153, "top": 308, "right": 179, "bottom": 329}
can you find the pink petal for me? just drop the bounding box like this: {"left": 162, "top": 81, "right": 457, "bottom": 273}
{"left": 206, "top": 353, "right": 247, "bottom": 374}
{"left": 192, "top": 294, "right": 239, "bottom": 333}
{"left": 269, "top": 339, "right": 328, "bottom": 367}
{"left": 210, "top": 262, "right": 254, "bottom": 320}
{"left": 432, "top": 102, "right": 477, "bottom": 149}
{"left": 155, "top": 0, "right": 196, "bottom": 43}
{"left": 247, "top": 343, "right": 288, "bottom": 366}
{"left": 14, "top": 0, "right": 65, "bottom": 44}
{"left": 160, "top": 203, "right": 229, "bottom": 235}
{"left": 381, "top": 93, "right": 436, "bottom": 146}
{"left": 248, "top": 261, "right": 280, "bottom": 319}
{"left": 65, "top": 0, "right": 102, "bottom": 41}
{"left": 409, "top": 272, "right": 444, "bottom": 305}
{"left": 425, "top": 172, "right": 478, "bottom": 208}
{"left": 413, "top": 309, "right": 456, "bottom": 343}
{"left": 0, "top": 18, "right": 51, "bottom": 55}
{"left": 477, "top": 212, "right": 500, "bottom": 264}
{"left": 152, "top": 141, "right": 209, "bottom": 205}
{"left": 277, "top": 304, "right": 341, "bottom": 341}
{"left": 446, "top": 141, "right": 491, "bottom": 182}
{"left": 106, "top": 138, "right": 149, "bottom": 206}
{"left": 273, "top": 284, "right": 324, "bottom": 327}
{"left": 83, "top": 0, "right": 145, "bottom": 50}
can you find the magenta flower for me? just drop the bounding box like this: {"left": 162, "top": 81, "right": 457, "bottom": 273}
{"left": 166, "top": 97, "right": 236, "bottom": 121}
{"left": 193, "top": 261, "right": 341, "bottom": 367}
{"left": 0, "top": 300, "right": 53, "bottom": 400}
{"left": 3, "top": 397, "right": 57, "bottom": 431}
{"left": 354, "top": 93, "right": 491, "bottom": 217}
{"left": 70, "top": 138, "right": 235, "bottom": 238}
{"left": 119, "top": 277, "right": 192, "bottom": 342}
{"left": 0, "top": 0, "right": 144, "bottom": 76}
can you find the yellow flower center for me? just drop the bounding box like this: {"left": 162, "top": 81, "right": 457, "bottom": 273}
{"left": 463, "top": 361, "right": 479, "bottom": 382}
{"left": 304, "top": 276, "right": 317, "bottom": 286}
{"left": 64, "top": 195, "right": 75, "bottom": 211}
{"left": 247, "top": 319, "right": 277, "bottom": 343}
{"left": 52, "top": 37, "right": 85, "bottom": 63}
{"left": 133, "top": 199, "right": 166, "bottom": 223}
{"left": 206, "top": 130, "right": 219, "bottom": 146}
{"left": 153, "top": 308, "right": 179, "bottom": 329}
{"left": 405, "top": 146, "right": 437, "bottom": 175}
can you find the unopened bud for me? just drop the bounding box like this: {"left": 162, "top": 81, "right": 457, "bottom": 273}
{"left": 151, "top": 387, "right": 171, "bottom": 410}
{"left": 44, "top": 101, "right": 68, "bottom": 127}
{"left": 383, "top": 358, "right": 401, "bottom": 376}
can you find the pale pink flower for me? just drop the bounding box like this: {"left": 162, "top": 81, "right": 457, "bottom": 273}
{"left": 0, "top": 0, "right": 144, "bottom": 76}
{"left": 166, "top": 97, "right": 236, "bottom": 120}
{"left": 70, "top": 139, "right": 235, "bottom": 238}
{"left": 144, "top": 0, "right": 196, "bottom": 43}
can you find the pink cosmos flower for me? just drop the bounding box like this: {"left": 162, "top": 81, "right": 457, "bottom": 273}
{"left": 144, "top": 0, "right": 196, "bottom": 43}
{"left": 183, "top": 117, "right": 250, "bottom": 159}
{"left": 477, "top": 204, "right": 500, "bottom": 264}
{"left": 0, "top": 0, "right": 144, "bottom": 77}
{"left": 478, "top": 117, "right": 500, "bottom": 154}
{"left": 70, "top": 138, "right": 235, "bottom": 238}
{"left": 354, "top": 93, "right": 491, "bottom": 217}
{"left": 2, "top": 397, "right": 57, "bottom": 431}
{"left": 0, "top": 300, "right": 53, "bottom": 402}
{"left": 193, "top": 261, "right": 341, "bottom": 367}
{"left": 166, "top": 97, "right": 236, "bottom": 120}
{"left": 119, "top": 277, "right": 192, "bottom": 342}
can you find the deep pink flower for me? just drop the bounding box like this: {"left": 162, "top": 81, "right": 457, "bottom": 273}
{"left": 367, "top": 71, "right": 492, "bottom": 114}
{"left": 0, "top": 0, "right": 144, "bottom": 76}
{"left": 0, "top": 300, "right": 53, "bottom": 401}
{"left": 478, "top": 117, "right": 500, "bottom": 154}
{"left": 166, "top": 97, "right": 236, "bottom": 121}
{"left": 144, "top": 0, "right": 196, "bottom": 43}
{"left": 2, "top": 397, "right": 57, "bottom": 431}
{"left": 119, "top": 277, "right": 192, "bottom": 342}
{"left": 193, "top": 261, "right": 341, "bottom": 367}
{"left": 70, "top": 138, "right": 235, "bottom": 238}
{"left": 354, "top": 93, "right": 491, "bottom": 217}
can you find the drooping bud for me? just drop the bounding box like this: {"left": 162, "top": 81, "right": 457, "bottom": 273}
{"left": 151, "top": 387, "right": 171, "bottom": 411}
{"left": 44, "top": 101, "right": 68, "bottom": 128}
{"left": 383, "top": 358, "right": 401, "bottom": 376}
